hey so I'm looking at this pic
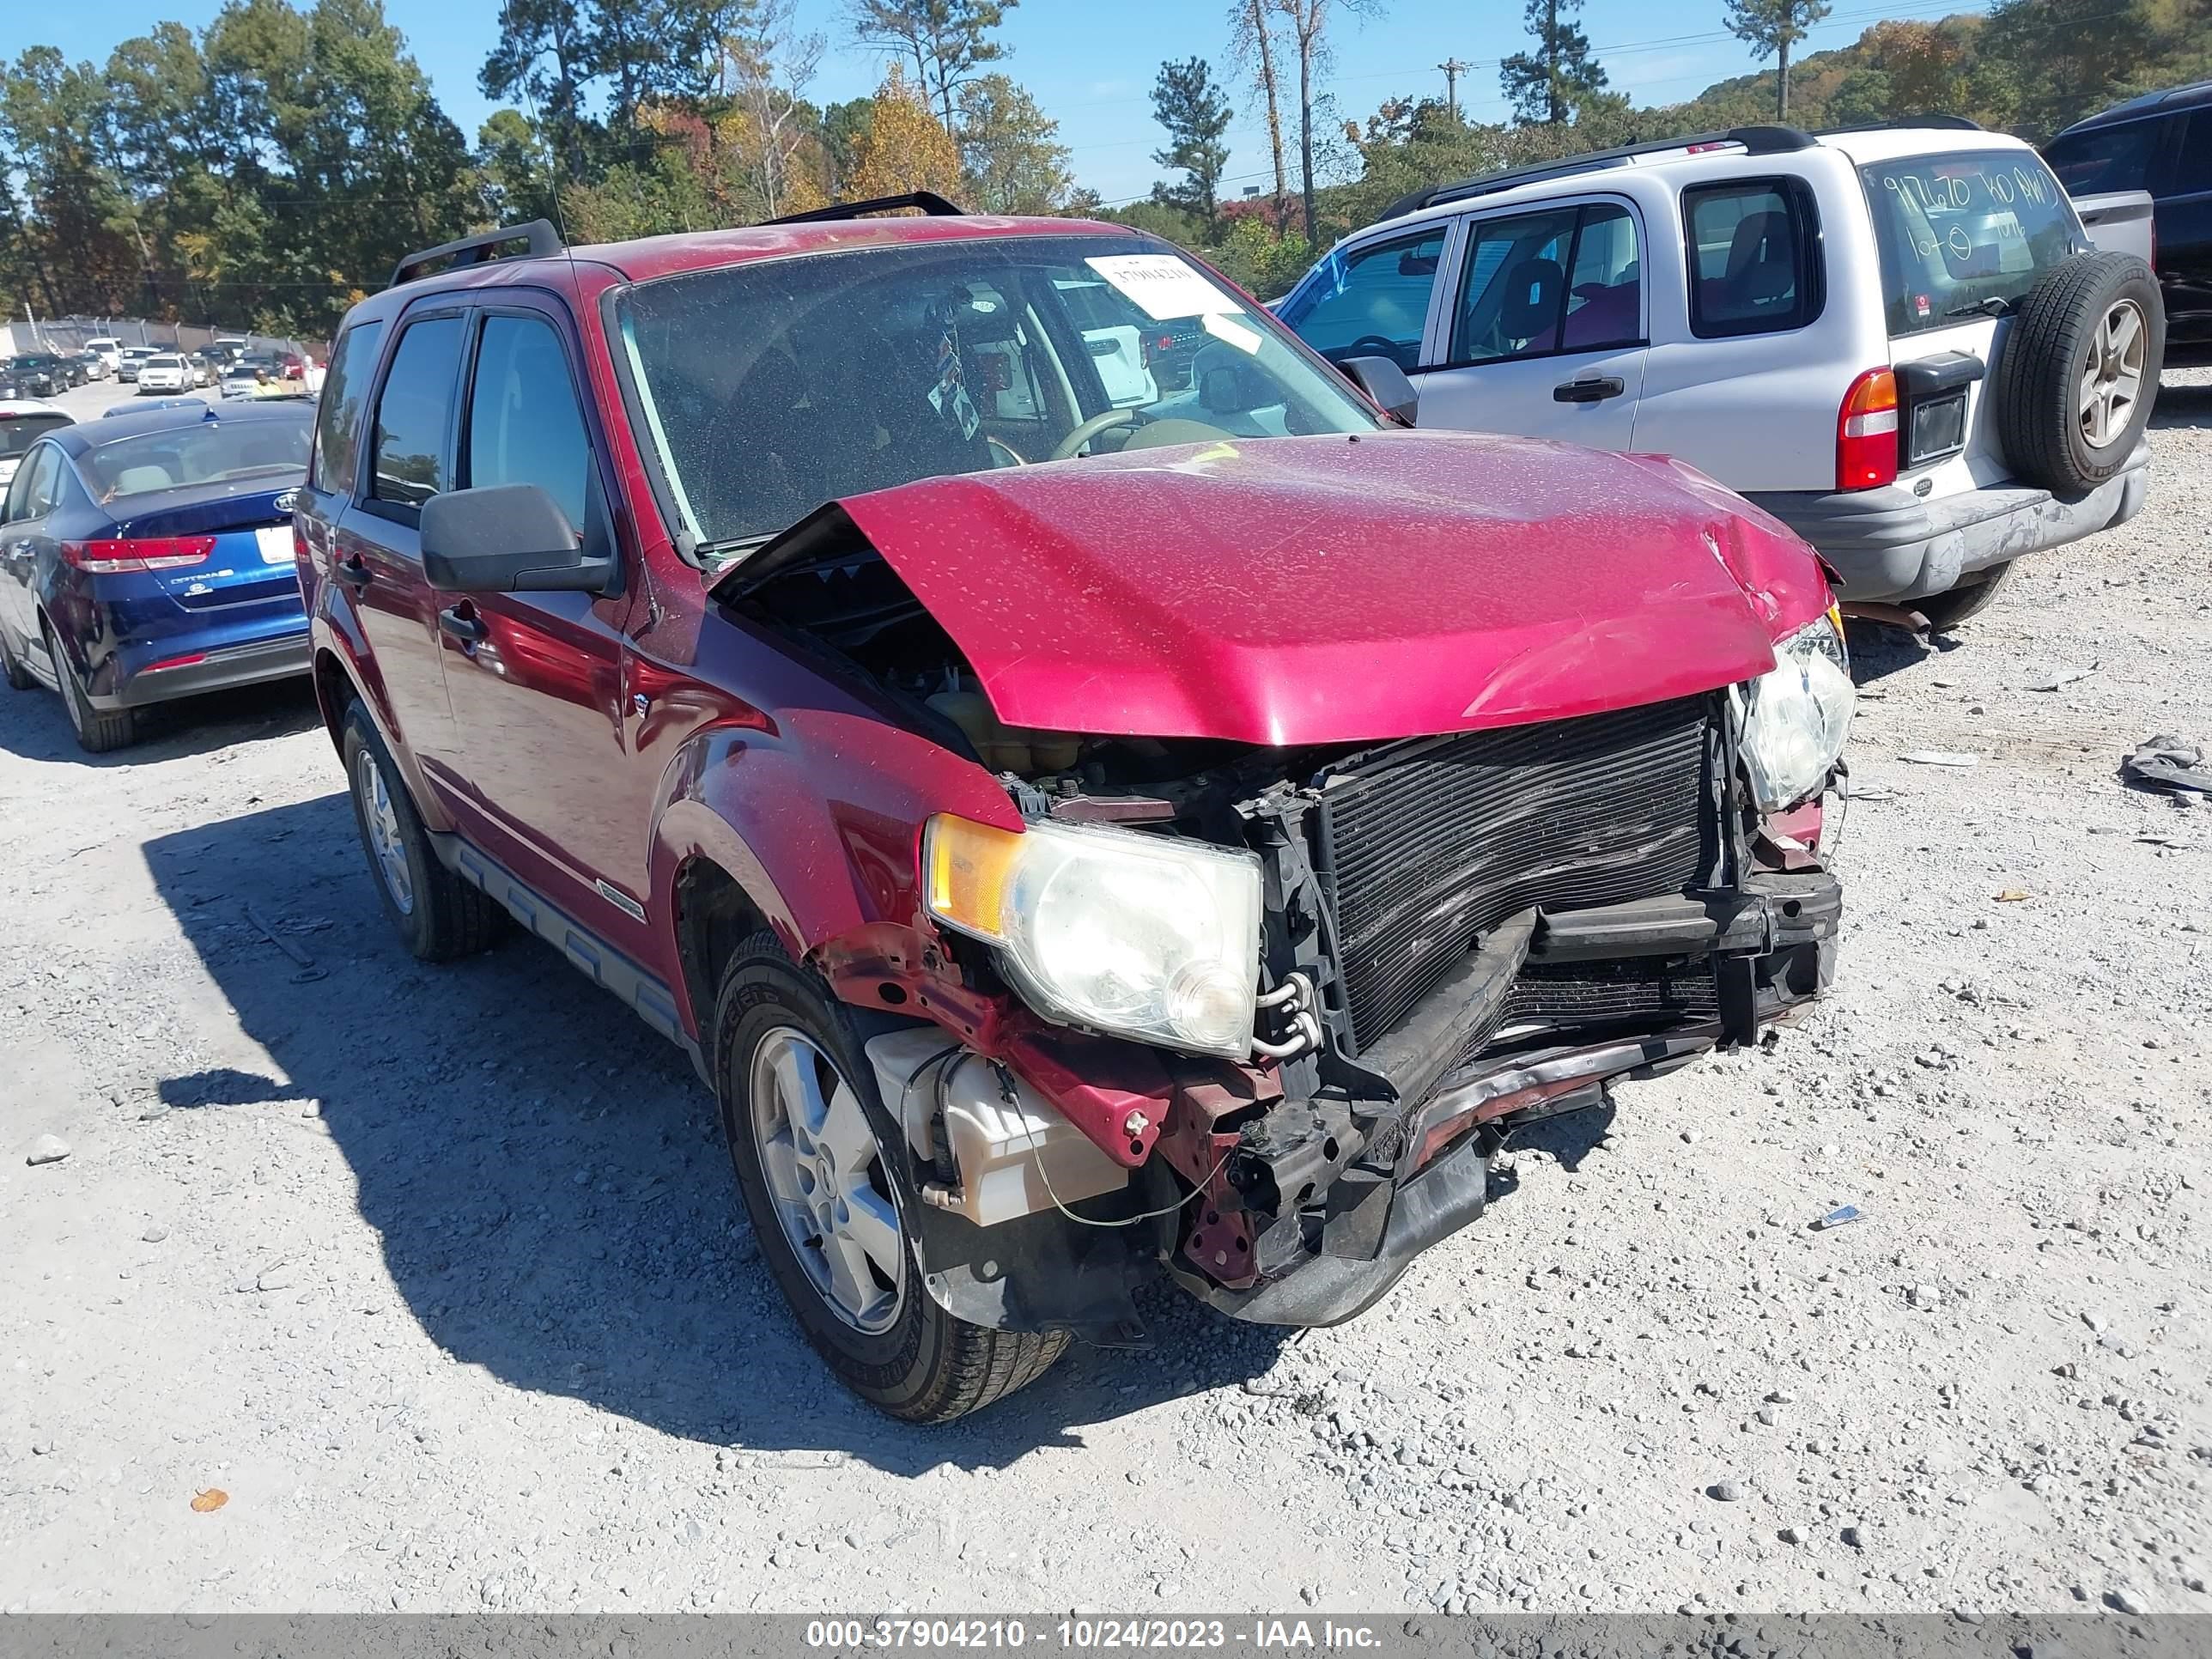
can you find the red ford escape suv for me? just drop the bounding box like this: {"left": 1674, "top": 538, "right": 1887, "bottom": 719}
{"left": 298, "top": 197, "right": 1853, "bottom": 1421}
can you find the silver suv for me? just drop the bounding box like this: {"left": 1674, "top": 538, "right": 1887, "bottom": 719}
{"left": 1279, "top": 120, "right": 2163, "bottom": 628}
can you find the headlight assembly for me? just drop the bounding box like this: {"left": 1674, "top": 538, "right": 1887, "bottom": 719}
{"left": 922, "top": 815, "right": 1263, "bottom": 1059}
{"left": 1736, "top": 608, "right": 1856, "bottom": 812}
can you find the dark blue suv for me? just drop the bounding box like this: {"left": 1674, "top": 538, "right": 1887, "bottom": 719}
{"left": 0, "top": 399, "right": 313, "bottom": 750}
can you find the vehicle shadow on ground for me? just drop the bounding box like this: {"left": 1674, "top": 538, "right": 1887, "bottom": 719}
{"left": 2154, "top": 378, "right": 2212, "bottom": 431}
{"left": 143, "top": 795, "right": 1296, "bottom": 1473}
{"left": 0, "top": 674, "right": 323, "bottom": 767}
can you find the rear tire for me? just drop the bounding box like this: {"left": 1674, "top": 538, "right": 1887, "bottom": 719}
{"left": 1994, "top": 252, "right": 2162, "bottom": 494}
{"left": 713, "top": 931, "right": 1067, "bottom": 1423}
{"left": 45, "top": 623, "right": 137, "bottom": 752}
{"left": 1917, "top": 560, "right": 2019, "bottom": 632}
{"left": 339, "top": 700, "right": 504, "bottom": 961}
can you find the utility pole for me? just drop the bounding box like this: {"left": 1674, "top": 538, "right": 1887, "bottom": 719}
{"left": 1438, "top": 57, "right": 1470, "bottom": 122}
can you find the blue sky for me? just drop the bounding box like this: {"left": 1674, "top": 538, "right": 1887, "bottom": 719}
{"left": 37, "top": 0, "right": 1989, "bottom": 203}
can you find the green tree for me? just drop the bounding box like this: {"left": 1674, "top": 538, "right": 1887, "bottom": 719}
{"left": 1498, "top": 0, "right": 1608, "bottom": 125}
{"left": 1723, "top": 0, "right": 1832, "bottom": 121}
{"left": 957, "top": 74, "right": 1071, "bottom": 213}
{"left": 818, "top": 96, "right": 875, "bottom": 192}
{"left": 480, "top": 107, "right": 561, "bottom": 222}
{"left": 481, "top": 0, "right": 594, "bottom": 184}
{"left": 1150, "top": 56, "right": 1233, "bottom": 235}
{"left": 848, "top": 0, "right": 1018, "bottom": 132}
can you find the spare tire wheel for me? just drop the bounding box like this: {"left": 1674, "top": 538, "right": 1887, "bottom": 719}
{"left": 1993, "top": 251, "right": 2162, "bottom": 495}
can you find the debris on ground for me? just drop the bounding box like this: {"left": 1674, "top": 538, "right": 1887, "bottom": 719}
{"left": 24, "top": 1133, "right": 71, "bottom": 1167}
{"left": 2025, "top": 663, "right": 2099, "bottom": 691}
{"left": 2122, "top": 734, "right": 2211, "bottom": 796}
{"left": 242, "top": 902, "right": 327, "bottom": 984}
{"left": 1900, "top": 750, "right": 1980, "bottom": 767}
{"left": 1813, "top": 1204, "right": 1862, "bottom": 1231}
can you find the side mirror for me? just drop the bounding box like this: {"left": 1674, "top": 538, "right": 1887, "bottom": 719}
{"left": 420, "top": 483, "right": 613, "bottom": 594}
{"left": 1336, "top": 354, "right": 1419, "bottom": 426}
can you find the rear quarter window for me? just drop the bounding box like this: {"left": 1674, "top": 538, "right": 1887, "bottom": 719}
{"left": 1682, "top": 179, "right": 1822, "bottom": 337}
{"left": 1860, "top": 149, "right": 2078, "bottom": 335}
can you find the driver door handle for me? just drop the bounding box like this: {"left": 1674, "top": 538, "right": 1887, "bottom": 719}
{"left": 1554, "top": 374, "right": 1626, "bottom": 404}
{"left": 438, "top": 605, "right": 486, "bottom": 645}
{"left": 333, "top": 556, "right": 373, "bottom": 589}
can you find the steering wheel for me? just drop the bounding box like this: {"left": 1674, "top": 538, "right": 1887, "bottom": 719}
{"left": 985, "top": 434, "right": 1029, "bottom": 467}
{"left": 1342, "top": 336, "right": 1404, "bottom": 362}
{"left": 1049, "top": 408, "right": 1144, "bottom": 462}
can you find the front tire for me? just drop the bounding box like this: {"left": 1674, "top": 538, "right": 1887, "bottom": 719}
{"left": 339, "top": 700, "right": 503, "bottom": 961}
{"left": 45, "top": 623, "right": 136, "bottom": 752}
{"left": 713, "top": 933, "right": 1066, "bottom": 1423}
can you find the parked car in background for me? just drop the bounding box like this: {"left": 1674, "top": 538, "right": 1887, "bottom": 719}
{"left": 276, "top": 351, "right": 307, "bottom": 381}
{"left": 72, "top": 349, "right": 111, "bottom": 382}
{"left": 3, "top": 356, "right": 65, "bottom": 398}
{"left": 0, "top": 400, "right": 314, "bottom": 751}
{"left": 0, "top": 402, "right": 74, "bottom": 490}
{"left": 136, "top": 355, "right": 192, "bottom": 394}
{"left": 191, "top": 351, "right": 226, "bottom": 387}
{"left": 84, "top": 337, "right": 125, "bottom": 374}
{"left": 221, "top": 356, "right": 280, "bottom": 398}
{"left": 1277, "top": 120, "right": 2161, "bottom": 629}
{"left": 118, "top": 346, "right": 161, "bottom": 383}
{"left": 2047, "top": 80, "right": 2212, "bottom": 365}
{"left": 301, "top": 208, "right": 1848, "bottom": 1423}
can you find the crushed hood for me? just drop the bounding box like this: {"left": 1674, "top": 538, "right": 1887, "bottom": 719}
{"left": 722, "top": 431, "right": 1832, "bottom": 747}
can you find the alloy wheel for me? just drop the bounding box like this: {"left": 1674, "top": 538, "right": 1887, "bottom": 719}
{"left": 352, "top": 747, "right": 415, "bottom": 916}
{"left": 2079, "top": 298, "right": 2147, "bottom": 451}
{"left": 746, "top": 1026, "right": 906, "bottom": 1334}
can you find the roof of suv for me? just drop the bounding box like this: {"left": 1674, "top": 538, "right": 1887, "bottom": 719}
{"left": 1360, "top": 120, "right": 2036, "bottom": 240}
{"left": 2057, "top": 78, "right": 2212, "bottom": 134}
{"left": 379, "top": 210, "right": 1138, "bottom": 310}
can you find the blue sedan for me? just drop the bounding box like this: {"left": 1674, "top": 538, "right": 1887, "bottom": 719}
{"left": 0, "top": 400, "right": 313, "bottom": 751}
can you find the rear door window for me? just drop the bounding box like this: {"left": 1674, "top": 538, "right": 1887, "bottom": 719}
{"left": 311, "top": 319, "right": 385, "bottom": 496}
{"left": 1276, "top": 228, "right": 1447, "bottom": 368}
{"left": 370, "top": 315, "right": 465, "bottom": 510}
{"left": 2171, "top": 112, "right": 2212, "bottom": 195}
{"left": 5, "top": 445, "right": 59, "bottom": 521}
{"left": 1858, "top": 150, "right": 2078, "bottom": 336}
{"left": 464, "top": 313, "right": 590, "bottom": 530}
{"left": 2045, "top": 118, "right": 2166, "bottom": 196}
{"left": 1683, "top": 180, "right": 1820, "bottom": 337}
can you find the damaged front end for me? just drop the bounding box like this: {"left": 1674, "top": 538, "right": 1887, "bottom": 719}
{"left": 719, "top": 489, "right": 1850, "bottom": 1342}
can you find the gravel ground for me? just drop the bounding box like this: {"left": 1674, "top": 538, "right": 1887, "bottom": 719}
{"left": 2, "top": 373, "right": 2208, "bottom": 1618}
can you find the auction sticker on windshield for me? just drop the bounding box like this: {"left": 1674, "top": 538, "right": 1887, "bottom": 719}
{"left": 1085, "top": 254, "right": 1237, "bottom": 321}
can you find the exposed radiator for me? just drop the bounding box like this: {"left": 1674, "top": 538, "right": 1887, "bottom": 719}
{"left": 1314, "top": 696, "right": 1711, "bottom": 1051}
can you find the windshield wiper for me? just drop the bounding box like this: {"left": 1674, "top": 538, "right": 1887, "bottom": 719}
{"left": 1944, "top": 296, "right": 2013, "bottom": 319}
{"left": 683, "top": 531, "right": 778, "bottom": 568}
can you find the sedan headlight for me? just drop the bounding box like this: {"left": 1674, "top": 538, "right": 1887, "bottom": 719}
{"left": 922, "top": 815, "right": 1262, "bottom": 1059}
{"left": 1737, "top": 610, "right": 1856, "bottom": 811}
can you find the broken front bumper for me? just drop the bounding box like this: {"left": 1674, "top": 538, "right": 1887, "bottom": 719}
{"left": 1171, "top": 870, "right": 1840, "bottom": 1329}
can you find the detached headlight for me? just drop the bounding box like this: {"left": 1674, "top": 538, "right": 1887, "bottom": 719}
{"left": 922, "top": 816, "right": 1262, "bottom": 1059}
{"left": 1736, "top": 609, "right": 1856, "bottom": 811}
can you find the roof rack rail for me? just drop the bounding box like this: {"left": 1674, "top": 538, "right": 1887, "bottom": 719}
{"left": 764, "top": 191, "right": 965, "bottom": 226}
{"left": 1379, "top": 125, "right": 1815, "bottom": 222}
{"left": 1817, "top": 113, "right": 1983, "bottom": 135}
{"left": 391, "top": 220, "right": 563, "bottom": 289}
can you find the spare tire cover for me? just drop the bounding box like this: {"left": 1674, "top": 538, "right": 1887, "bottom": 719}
{"left": 1992, "top": 251, "right": 2163, "bottom": 495}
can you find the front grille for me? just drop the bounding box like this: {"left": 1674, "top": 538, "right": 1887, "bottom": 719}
{"left": 1315, "top": 696, "right": 1711, "bottom": 1050}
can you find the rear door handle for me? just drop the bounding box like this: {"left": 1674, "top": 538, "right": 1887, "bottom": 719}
{"left": 438, "top": 605, "right": 486, "bottom": 645}
{"left": 1553, "top": 374, "right": 1626, "bottom": 404}
{"left": 333, "top": 556, "right": 372, "bottom": 589}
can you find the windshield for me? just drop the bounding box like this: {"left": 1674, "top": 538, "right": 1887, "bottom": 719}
{"left": 1860, "top": 149, "right": 2080, "bottom": 335}
{"left": 611, "top": 234, "right": 1381, "bottom": 548}
{"left": 1, "top": 415, "right": 70, "bottom": 458}
{"left": 80, "top": 416, "right": 310, "bottom": 503}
